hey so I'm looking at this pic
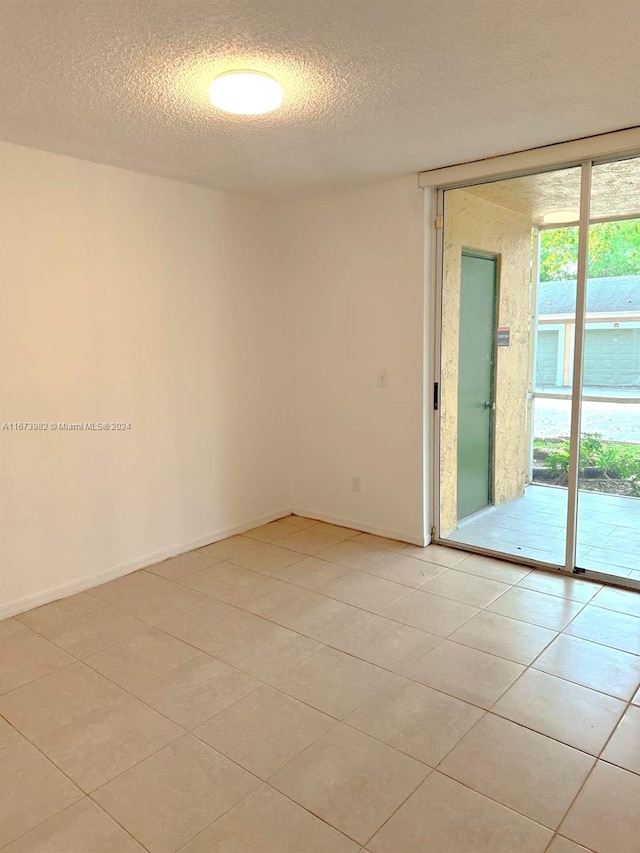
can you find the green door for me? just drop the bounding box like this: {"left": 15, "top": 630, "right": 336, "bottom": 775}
{"left": 457, "top": 252, "right": 497, "bottom": 520}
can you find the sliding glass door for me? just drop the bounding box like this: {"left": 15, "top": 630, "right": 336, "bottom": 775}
{"left": 574, "top": 158, "right": 640, "bottom": 581}
{"left": 435, "top": 155, "right": 640, "bottom": 587}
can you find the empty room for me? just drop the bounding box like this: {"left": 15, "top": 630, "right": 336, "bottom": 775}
{"left": 0, "top": 2, "right": 639, "bottom": 852}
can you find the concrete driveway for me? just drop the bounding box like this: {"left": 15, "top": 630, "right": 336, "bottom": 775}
{"left": 533, "top": 397, "right": 640, "bottom": 443}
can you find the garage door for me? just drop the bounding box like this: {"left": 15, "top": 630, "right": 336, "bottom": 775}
{"left": 583, "top": 328, "right": 640, "bottom": 387}
{"left": 535, "top": 329, "right": 560, "bottom": 387}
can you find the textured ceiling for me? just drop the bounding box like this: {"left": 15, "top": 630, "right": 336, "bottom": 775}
{"left": 465, "top": 158, "right": 640, "bottom": 225}
{"left": 1, "top": 0, "right": 639, "bottom": 198}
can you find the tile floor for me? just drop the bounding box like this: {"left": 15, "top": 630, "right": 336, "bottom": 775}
{"left": 446, "top": 484, "right": 640, "bottom": 578}
{"left": 1, "top": 515, "right": 639, "bottom": 852}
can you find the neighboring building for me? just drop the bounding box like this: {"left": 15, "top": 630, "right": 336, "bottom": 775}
{"left": 535, "top": 275, "right": 640, "bottom": 389}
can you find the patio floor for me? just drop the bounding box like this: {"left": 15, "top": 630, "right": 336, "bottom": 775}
{"left": 445, "top": 484, "right": 640, "bottom": 580}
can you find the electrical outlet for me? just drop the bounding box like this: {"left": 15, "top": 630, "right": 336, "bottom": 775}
{"left": 352, "top": 476, "right": 361, "bottom": 492}
{"left": 376, "top": 369, "right": 388, "bottom": 387}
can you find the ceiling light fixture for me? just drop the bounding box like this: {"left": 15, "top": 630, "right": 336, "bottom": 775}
{"left": 542, "top": 209, "right": 580, "bottom": 224}
{"left": 209, "top": 70, "right": 283, "bottom": 115}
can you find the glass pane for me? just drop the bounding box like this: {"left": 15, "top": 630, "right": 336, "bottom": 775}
{"left": 575, "top": 157, "right": 640, "bottom": 578}
{"left": 438, "top": 166, "right": 582, "bottom": 565}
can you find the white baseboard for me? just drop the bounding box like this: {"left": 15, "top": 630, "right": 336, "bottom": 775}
{"left": 292, "top": 506, "right": 426, "bottom": 547}
{"left": 1, "top": 507, "right": 292, "bottom": 620}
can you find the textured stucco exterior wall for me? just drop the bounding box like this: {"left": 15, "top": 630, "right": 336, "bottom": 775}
{"left": 441, "top": 189, "right": 532, "bottom": 534}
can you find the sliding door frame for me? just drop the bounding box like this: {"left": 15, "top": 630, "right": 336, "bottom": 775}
{"left": 427, "top": 131, "right": 640, "bottom": 590}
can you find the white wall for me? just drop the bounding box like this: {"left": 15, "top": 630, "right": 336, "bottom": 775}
{"left": 281, "top": 177, "right": 428, "bottom": 544}
{"left": 0, "top": 143, "right": 290, "bottom": 615}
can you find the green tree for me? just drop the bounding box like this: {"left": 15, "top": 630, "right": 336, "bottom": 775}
{"left": 540, "top": 219, "right": 640, "bottom": 281}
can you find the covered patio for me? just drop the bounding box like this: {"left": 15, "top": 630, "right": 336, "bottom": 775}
{"left": 446, "top": 484, "right": 640, "bottom": 580}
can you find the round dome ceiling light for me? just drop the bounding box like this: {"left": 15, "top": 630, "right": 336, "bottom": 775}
{"left": 542, "top": 209, "right": 580, "bottom": 225}
{"left": 209, "top": 70, "right": 283, "bottom": 115}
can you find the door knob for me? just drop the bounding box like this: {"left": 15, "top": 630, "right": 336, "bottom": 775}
{"left": 483, "top": 401, "right": 495, "bottom": 410}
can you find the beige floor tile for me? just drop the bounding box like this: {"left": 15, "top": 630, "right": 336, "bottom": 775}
{"left": 146, "top": 549, "right": 217, "bottom": 581}
{"left": 532, "top": 633, "right": 640, "bottom": 700}
{"left": 405, "top": 640, "right": 524, "bottom": 708}
{"left": 0, "top": 635, "right": 73, "bottom": 694}
{"left": 160, "top": 598, "right": 320, "bottom": 678}
{"left": 274, "top": 556, "right": 356, "bottom": 590}
{"left": 368, "top": 772, "right": 552, "bottom": 853}
{"left": 270, "top": 723, "right": 428, "bottom": 844}
{"left": 16, "top": 593, "right": 106, "bottom": 634}
{"left": 0, "top": 617, "right": 36, "bottom": 648}
{"left": 323, "top": 577, "right": 407, "bottom": 616}
{"left": 93, "top": 735, "right": 259, "bottom": 853}
{"left": 195, "top": 534, "right": 257, "bottom": 561}
{"left": 0, "top": 739, "right": 82, "bottom": 846}
{"left": 545, "top": 837, "right": 592, "bottom": 853}
{"left": 0, "top": 661, "right": 124, "bottom": 739}
{"left": 492, "top": 669, "right": 625, "bottom": 755}
{"left": 228, "top": 543, "right": 305, "bottom": 574}
{"left": 215, "top": 598, "right": 324, "bottom": 677}
{"left": 516, "top": 572, "right": 601, "bottom": 603}
{"left": 319, "top": 540, "right": 390, "bottom": 570}
{"left": 283, "top": 598, "right": 370, "bottom": 645}
{"left": 310, "top": 521, "right": 360, "bottom": 541}
{"left": 2, "top": 798, "right": 145, "bottom": 852}
{"left": 278, "top": 515, "right": 319, "bottom": 529}
{"left": 364, "top": 552, "right": 447, "bottom": 587}
{"left": 439, "top": 714, "right": 594, "bottom": 829}
{"left": 88, "top": 571, "right": 209, "bottom": 626}
{"left": 224, "top": 623, "right": 322, "bottom": 682}
{"left": 330, "top": 611, "right": 441, "bottom": 672}
{"left": 322, "top": 571, "right": 410, "bottom": 612}
{"left": 420, "top": 569, "right": 510, "bottom": 608}
{"left": 276, "top": 560, "right": 408, "bottom": 612}
{"left": 180, "top": 784, "right": 359, "bottom": 853}
{"left": 85, "top": 628, "right": 201, "bottom": 692}
{"left": 46, "top": 607, "right": 147, "bottom": 658}
{"left": 564, "top": 605, "right": 640, "bottom": 655}
{"left": 601, "top": 705, "right": 640, "bottom": 774}
{"left": 37, "top": 693, "right": 182, "bottom": 791}
{"left": 242, "top": 520, "right": 305, "bottom": 543}
{"left": 276, "top": 528, "right": 346, "bottom": 556}
{"left": 633, "top": 684, "right": 640, "bottom": 704}
{"left": 380, "top": 589, "right": 477, "bottom": 637}
{"left": 130, "top": 654, "right": 260, "bottom": 729}
{"left": 449, "top": 610, "right": 557, "bottom": 664}
{"left": 349, "top": 533, "right": 407, "bottom": 551}
{"left": 195, "top": 686, "right": 334, "bottom": 778}
{"left": 220, "top": 575, "right": 325, "bottom": 621}
{"left": 123, "top": 582, "right": 210, "bottom": 626}
{"left": 88, "top": 570, "right": 171, "bottom": 605}
{"left": 347, "top": 677, "right": 483, "bottom": 766}
{"left": 560, "top": 761, "right": 640, "bottom": 853}
{"left": 590, "top": 586, "right": 640, "bottom": 618}
{"left": 0, "top": 717, "right": 25, "bottom": 756}
{"left": 228, "top": 582, "right": 360, "bottom": 644}
{"left": 180, "top": 561, "right": 262, "bottom": 598}
{"left": 272, "top": 647, "right": 394, "bottom": 719}
{"left": 399, "top": 544, "right": 469, "bottom": 568}
{"left": 449, "top": 553, "right": 532, "bottom": 583}
{"left": 487, "top": 587, "right": 584, "bottom": 631}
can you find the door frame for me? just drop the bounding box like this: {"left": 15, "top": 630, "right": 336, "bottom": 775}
{"left": 428, "top": 146, "right": 640, "bottom": 592}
